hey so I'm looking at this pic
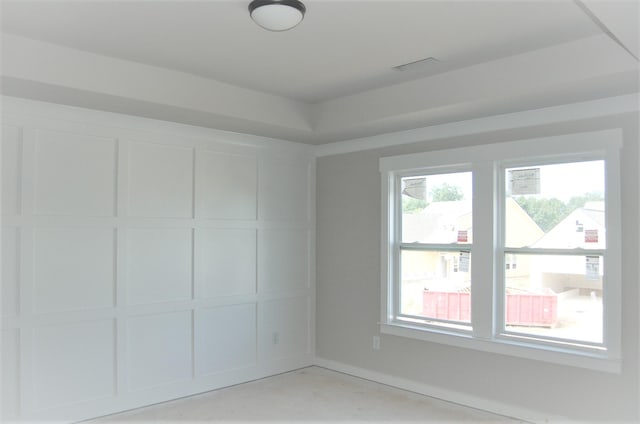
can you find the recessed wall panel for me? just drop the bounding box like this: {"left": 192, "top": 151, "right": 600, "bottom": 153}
{"left": 33, "top": 227, "right": 115, "bottom": 313}
{"left": 34, "top": 130, "right": 116, "bottom": 216}
{"left": 2, "top": 125, "right": 21, "bottom": 216}
{"left": 32, "top": 320, "right": 115, "bottom": 411}
{"left": 127, "top": 311, "right": 192, "bottom": 390}
{"left": 195, "top": 303, "right": 256, "bottom": 376}
{"left": 260, "top": 297, "right": 309, "bottom": 360}
{"left": 196, "top": 151, "right": 256, "bottom": 220}
{"left": 128, "top": 142, "right": 193, "bottom": 218}
{"left": 2, "top": 227, "right": 18, "bottom": 317}
{"left": 259, "top": 229, "right": 309, "bottom": 292}
{"left": 127, "top": 228, "right": 192, "bottom": 305}
{"left": 196, "top": 228, "right": 256, "bottom": 298}
{"left": 258, "top": 157, "right": 309, "bottom": 222}
{"left": 3, "top": 100, "right": 315, "bottom": 422}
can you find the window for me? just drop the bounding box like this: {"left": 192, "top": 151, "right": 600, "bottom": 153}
{"left": 380, "top": 130, "right": 622, "bottom": 372}
{"left": 503, "top": 160, "right": 606, "bottom": 345}
{"left": 400, "top": 172, "right": 472, "bottom": 329}
{"left": 505, "top": 254, "right": 517, "bottom": 270}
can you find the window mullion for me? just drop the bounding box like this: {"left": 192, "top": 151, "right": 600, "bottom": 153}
{"left": 471, "top": 161, "right": 496, "bottom": 339}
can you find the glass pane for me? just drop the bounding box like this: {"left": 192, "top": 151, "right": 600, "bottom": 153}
{"left": 505, "top": 160, "right": 605, "bottom": 249}
{"left": 504, "top": 254, "right": 603, "bottom": 344}
{"left": 400, "top": 249, "right": 471, "bottom": 324}
{"left": 401, "top": 172, "right": 472, "bottom": 244}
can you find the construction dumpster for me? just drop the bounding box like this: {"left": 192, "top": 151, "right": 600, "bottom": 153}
{"left": 422, "top": 287, "right": 557, "bottom": 327}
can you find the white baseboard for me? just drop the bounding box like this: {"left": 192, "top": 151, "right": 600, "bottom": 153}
{"left": 314, "top": 356, "right": 572, "bottom": 424}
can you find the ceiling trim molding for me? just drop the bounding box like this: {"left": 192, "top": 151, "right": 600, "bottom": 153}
{"left": 575, "top": 0, "right": 639, "bottom": 61}
{"left": 313, "top": 93, "right": 640, "bottom": 157}
{"left": 1, "top": 34, "right": 314, "bottom": 132}
{"left": 3, "top": 33, "right": 637, "bottom": 145}
{"left": 1, "top": 95, "right": 314, "bottom": 154}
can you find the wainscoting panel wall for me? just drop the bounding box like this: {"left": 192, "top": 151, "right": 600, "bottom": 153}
{"left": 0, "top": 97, "right": 315, "bottom": 422}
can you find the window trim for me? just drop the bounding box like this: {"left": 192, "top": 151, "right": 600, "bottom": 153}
{"left": 380, "top": 129, "right": 623, "bottom": 373}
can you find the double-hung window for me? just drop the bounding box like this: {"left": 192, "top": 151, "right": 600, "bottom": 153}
{"left": 380, "top": 130, "right": 622, "bottom": 372}
{"left": 398, "top": 171, "right": 473, "bottom": 331}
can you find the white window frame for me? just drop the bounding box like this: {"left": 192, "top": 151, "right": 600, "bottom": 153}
{"left": 380, "top": 129, "right": 622, "bottom": 373}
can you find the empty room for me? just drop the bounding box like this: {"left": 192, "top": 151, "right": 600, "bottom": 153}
{"left": 1, "top": 0, "right": 639, "bottom": 422}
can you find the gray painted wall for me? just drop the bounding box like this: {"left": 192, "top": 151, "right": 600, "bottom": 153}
{"left": 316, "top": 113, "right": 639, "bottom": 421}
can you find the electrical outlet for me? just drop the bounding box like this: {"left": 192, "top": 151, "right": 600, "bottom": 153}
{"left": 372, "top": 335, "right": 381, "bottom": 350}
{"left": 272, "top": 332, "right": 279, "bottom": 345}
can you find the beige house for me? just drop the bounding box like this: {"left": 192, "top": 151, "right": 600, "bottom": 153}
{"left": 400, "top": 198, "right": 543, "bottom": 314}
{"left": 531, "top": 201, "right": 605, "bottom": 294}
{"left": 402, "top": 197, "right": 544, "bottom": 286}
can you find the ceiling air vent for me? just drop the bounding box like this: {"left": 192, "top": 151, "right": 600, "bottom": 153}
{"left": 392, "top": 56, "right": 439, "bottom": 72}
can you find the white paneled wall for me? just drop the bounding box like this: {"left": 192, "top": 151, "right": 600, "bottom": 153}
{"left": 1, "top": 98, "right": 315, "bottom": 422}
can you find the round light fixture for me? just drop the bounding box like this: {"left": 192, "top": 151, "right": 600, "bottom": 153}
{"left": 249, "top": 0, "right": 306, "bottom": 32}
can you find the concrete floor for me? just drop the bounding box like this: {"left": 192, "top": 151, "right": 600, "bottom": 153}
{"left": 91, "top": 366, "right": 523, "bottom": 423}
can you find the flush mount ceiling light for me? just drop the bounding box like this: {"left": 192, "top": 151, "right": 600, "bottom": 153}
{"left": 249, "top": 0, "right": 306, "bottom": 32}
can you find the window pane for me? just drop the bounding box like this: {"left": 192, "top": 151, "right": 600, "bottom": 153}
{"left": 504, "top": 254, "right": 603, "bottom": 344}
{"left": 401, "top": 172, "right": 472, "bottom": 244}
{"left": 400, "top": 249, "right": 471, "bottom": 324}
{"left": 505, "top": 161, "right": 605, "bottom": 249}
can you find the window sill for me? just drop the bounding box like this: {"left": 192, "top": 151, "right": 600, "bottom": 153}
{"left": 380, "top": 322, "right": 621, "bottom": 374}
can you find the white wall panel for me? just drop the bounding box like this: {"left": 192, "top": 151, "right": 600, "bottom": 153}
{"left": 2, "top": 125, "right": 21, "bottom": 215}
{"left": 127, "top": 311, "right": 192, "bottom": 391}
{"left": 2, "top": 99, "right": 314, "bottom": 422}
{"left": 33, "top": 130, "right": 116, "bottom": 216}
{"left": 33, "top": 227, "right": 115, "bottom": 313}
{"left": 195, "top": 303, "right": 256, "bottom": 376}
{"left": 1, "top": 330, "right": 19, "bottom": 420}
{"left": 260, "top": 297, "right": 310, "bottom": 360}
{"left": 127, "top": 228, "right": 192, "bottom": 305}
{"left": 196, "top": 151, "right": 256, "bottom": 220}
{"left": 31, "top": 320, "right": 115, "bottom": 411}
{"left": 2, "top": 227, "right": 19, "bottom": 317}
{"left": 196, "top": 228, "right": 256, "bottom": 298}
{"left": 128, "top": 142, "right": 193, "bottom": 218}
{"left": 258, "top": 156, "right": 309, "bottom": 222}
{"left": 259, "top": 229, "right": 309, "bottom": 292}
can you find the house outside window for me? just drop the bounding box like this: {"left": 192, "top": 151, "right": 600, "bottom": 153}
{"left": 380, "top": 130, "right": 622, "bottom": 372}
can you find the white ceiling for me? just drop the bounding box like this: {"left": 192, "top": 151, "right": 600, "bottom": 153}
{"left": 1, "top": 0, "right": 638, "bottom": 144}
{"left": 0, "top": 0, "right": 603, "bottom": 102}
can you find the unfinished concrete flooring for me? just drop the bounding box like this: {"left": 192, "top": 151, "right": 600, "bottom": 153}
{"left": 91, "top": 366, "right": 522, "bottom": 423}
